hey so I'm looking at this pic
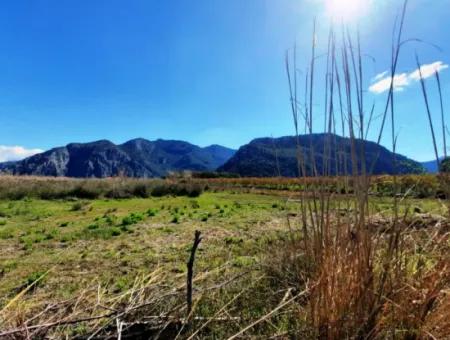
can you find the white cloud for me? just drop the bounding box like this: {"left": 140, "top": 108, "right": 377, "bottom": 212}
{"left": 0, "top": 146, "right": 43, "bottom": 162}
{"left": 369, "top": 73, "right": 409, "bottom": 94}
{"left": 409, "top": 61, "right": 449, "bottom": 81}
{"left": 372, "top": 70, "right": 388, "bottom": 82}
{"left": 369, "top": 61, "right": 449, "bottom": 95}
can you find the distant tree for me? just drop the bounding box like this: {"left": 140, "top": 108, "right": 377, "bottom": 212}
{"left": 439, "top": 157, "right": 450, "bottom": 173}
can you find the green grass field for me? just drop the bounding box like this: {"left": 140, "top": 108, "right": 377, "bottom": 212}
{"left": 0, "top": 191, "right": 447, "bottom": 338}
{"left": 0, "top": 192, "right": 300, "bottom": 305}
{"left": 1, "top": 192, "right": 445, "bottom": 301}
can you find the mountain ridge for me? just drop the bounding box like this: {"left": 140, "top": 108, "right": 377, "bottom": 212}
{"left": 0, "top": 138, "right": 236, "bottom": 178}
{"left": 0, "top": 134, "right": 427, "bottom": 178}
{"left": 219, "top": 134, "right": 425, "bottom": 177}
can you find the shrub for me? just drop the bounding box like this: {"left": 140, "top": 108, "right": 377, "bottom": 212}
{"left": 150, "top": 184, "right": 172, "bottom": 197}
{"left": 71, "top": 201, "right": 89, "bottom": 211}
{"left": 105, "top": 188, "right": 133, "bottom": 199}
{"left": 439, "top": 157, "right": 450, "bottom": 173}
{"left": 186, "top": 183, "right": 203, "bottom": 197}
{"left": 132, "top": 183, "right": 150, "bottom": 198}
{"left": 69, "top": 185, "right": 101, "bottom": 199}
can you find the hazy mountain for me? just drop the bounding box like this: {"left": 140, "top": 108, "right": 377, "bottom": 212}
{"left": 0, "top": 139, "right": 236, "bottom": 178}
{"left": 219, "top": 134, "right": 424, "bottom": 177}
{"left": 421, "top": 159, "right": 442, "bottom": 173}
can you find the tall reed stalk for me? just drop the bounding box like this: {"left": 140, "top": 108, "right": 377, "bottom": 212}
{"left": 283, "top": 1, "right": 450, "bottom": 338}
{"left": 435, "top": 70, "right": 447, "bottom": 159}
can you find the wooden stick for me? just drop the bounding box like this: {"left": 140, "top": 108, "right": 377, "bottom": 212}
{"left": 187, "top": 230, "right": 202, "bottom": 316}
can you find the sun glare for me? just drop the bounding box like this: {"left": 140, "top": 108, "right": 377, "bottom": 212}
{"left": 325, "top": 0, "right": 371, "bottom": 22}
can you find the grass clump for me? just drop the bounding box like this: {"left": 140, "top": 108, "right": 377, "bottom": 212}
{"left": 146, "top": 208, "right": 157, "bottom": 217}
{"left": 121, "top": 212, "right": 144, "bottom": 226}
{"left": 70, "top": 201, "right": 89, "bottom": 211}
{"left": 111, "top": 228, "right": 122, "bottom": 237}
{"left": 24, "top": 271, "right": 47, "bottom": 289}
{"left": 86, "top": 223, "right": 98, "bottom": 230}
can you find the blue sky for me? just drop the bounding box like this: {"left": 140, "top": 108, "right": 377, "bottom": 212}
{"left": 0, "top": 0, "right": 449, "bottom": 162}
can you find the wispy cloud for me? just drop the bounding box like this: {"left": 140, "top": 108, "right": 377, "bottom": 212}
{"left": 369, "top": 61, "right": 449, "bottom": 95}
{"left": 409, "top": 61, "right": 449, "bottom": 81}
{"left": 372, "top": 71, "right": 388, "bottom": 82}
{"left": 0, "top": 146, "right": 43, "bottom": 162}
{"left": 369, "top": 73, "right": 409, "bottom": 94}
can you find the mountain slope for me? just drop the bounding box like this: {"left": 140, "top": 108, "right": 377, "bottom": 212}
{"left": 0, "top": 139, "right": 236, "bottom": 178}
{"left": 219, "top": 134, "right": 424, "bottom": 177}
{"left": 421, "top": 159, "right": 441, "bottom": 173}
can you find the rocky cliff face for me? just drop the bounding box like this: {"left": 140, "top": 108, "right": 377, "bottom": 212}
{"left": 0, "top": 139, "right": 236, "bottom": 178}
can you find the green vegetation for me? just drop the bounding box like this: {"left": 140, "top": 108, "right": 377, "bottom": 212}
{"left": 0, "top": 176, "right": 204, "bottom": 200}
{"left": 0, "top": 189, "right": 447, "bottom": 338}
{"left": 0, "top": 192, "right": 298, "bottom": 304}
{"left": 440, "top": 157, "right": 450, "bottom": 173}
{"left": 194, "top": 174, "right": 448, "bottom": 198}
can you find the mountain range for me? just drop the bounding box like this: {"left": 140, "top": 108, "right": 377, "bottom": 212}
{"left": 0, "top": 139, "right": 235, "bottom": 178}
{"left": 0, "top": 135, "right": 426, "bottom": 178}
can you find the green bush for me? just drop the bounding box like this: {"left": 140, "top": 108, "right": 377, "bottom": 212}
{"left": 439, "top": 157, "right": 450, "bottom": 173}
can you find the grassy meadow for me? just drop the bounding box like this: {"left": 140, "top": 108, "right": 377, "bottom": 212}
{"left": 0, "top": 176, "right": 449, "bottom": 338}
{"left": 0, "top": 191, "right": 295, "bottom": 302}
